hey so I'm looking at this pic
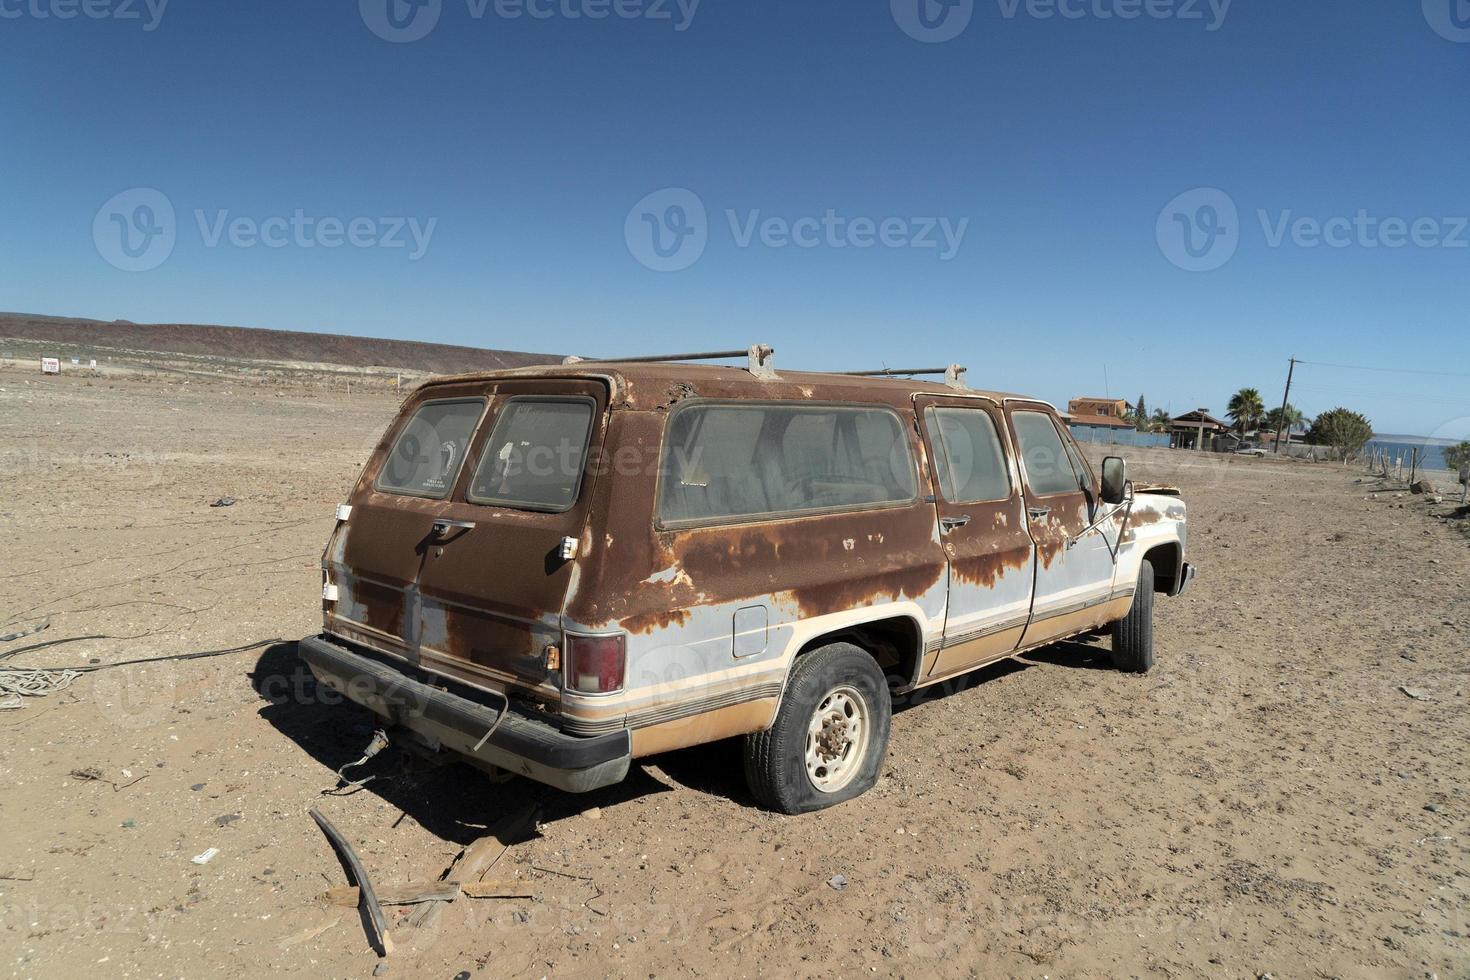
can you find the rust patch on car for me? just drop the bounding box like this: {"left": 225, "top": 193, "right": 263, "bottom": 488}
{"left": 950, "top": 545, "right": 1031, "bottom": 588}
{"left": 1121, "top": 500, "right": 1184, "bottom": 543}
{"left": 621, "top": 607, "right": 693, "bottom": 635}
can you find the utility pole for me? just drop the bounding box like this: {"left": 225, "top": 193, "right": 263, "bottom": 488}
{"left": 1272, "top": 357, "right": 1297, "bottom": 454}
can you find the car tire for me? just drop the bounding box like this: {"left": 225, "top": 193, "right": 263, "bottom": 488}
{"left": 1111, "top": 561, "right": 1155, "bottom": 673}
{"left": 744, "top": 642, "right": 892, "bottom": 814}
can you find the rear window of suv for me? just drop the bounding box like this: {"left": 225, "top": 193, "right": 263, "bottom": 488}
{"left": 659, "top": 402, "right": 917, "bottom": 526}
{"left": 376, "top": 398, "right": 485, "bottom": 499}
{"left": 468, "top": 398, "right": 596, "bottom": 512}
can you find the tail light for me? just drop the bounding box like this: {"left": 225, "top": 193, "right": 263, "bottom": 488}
{"left": 565, "top": 633, "right": 626, "bottom": 694}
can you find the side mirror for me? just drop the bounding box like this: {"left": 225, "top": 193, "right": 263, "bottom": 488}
{"left": 1101, "top": 456, "right": 1127, "bottom": 505}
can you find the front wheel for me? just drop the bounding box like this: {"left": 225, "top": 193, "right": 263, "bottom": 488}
{"left": 743, "top": 642, "right": 892, "bottom": 814}
{"left": 1111, "top": 561, "right": 1155, "bottom": 673}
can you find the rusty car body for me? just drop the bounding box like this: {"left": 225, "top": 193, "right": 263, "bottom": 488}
{"left": 299, "top": 347, "right": 1195, "bottom": 812}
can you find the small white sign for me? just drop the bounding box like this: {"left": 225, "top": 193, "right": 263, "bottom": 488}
{"left": 89, "top": 359, "right": 98, "bottom": 369}
{"left": 41, "top": 357, "right": 60, "bottom": 375}
{"left": 70, "top": 357, "right": 80, "bottom": 366}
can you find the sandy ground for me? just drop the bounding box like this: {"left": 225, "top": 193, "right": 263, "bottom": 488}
{"left": 1, "top": 365, "right": 1466, "bottom": 979}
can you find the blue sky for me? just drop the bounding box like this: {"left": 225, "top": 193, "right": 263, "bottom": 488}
{"left": 2, "top": 0, "right": 1467, "bottom": 437}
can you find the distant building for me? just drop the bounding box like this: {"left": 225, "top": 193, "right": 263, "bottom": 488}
{"left": 1169, "top": 409, "right": 1232, "bottom": 450}
{"left": 1063, "top": 411, "right": 1134, "bottom": 431}
{"left": 1068, "top": 397, "right": 1128, "bottom": 420}
{"left": 1261, "top": 430, "right": 1305, "bottom": 447}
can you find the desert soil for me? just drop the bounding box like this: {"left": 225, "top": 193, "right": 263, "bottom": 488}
{"left": 0, "top": 364, "right": 1466, "bottom": 979}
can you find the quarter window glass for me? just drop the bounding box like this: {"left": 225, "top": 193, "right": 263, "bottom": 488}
{"left": 376, "top": 399, "right": 484, "bottom": 498}
{"left": 927, "top": 407, "right": 1011, "bottom": 502}
{"left": 660, "top": 404, "right": 917, "bottom": 525}
{"left": 1013, "top": 411, "right": 1081, "bottom": 496}
{"left": 1059, "top": 428, "right": 1092, "bottom": 492}
{"left": 468, "top": 400, "right": 595, "bottom": 512}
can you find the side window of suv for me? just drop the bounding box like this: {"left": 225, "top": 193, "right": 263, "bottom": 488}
{"left": 926, "top": 407, "right": 1011, "bottom": 503}
{"left": 375, "top": 398, "right": 485, "bottom": 499}
{"left": 659, "top": 403, "right": 917, "bottom": 526}
{"left": 1012, "top": 410, "right": 1082, "bottom": 496}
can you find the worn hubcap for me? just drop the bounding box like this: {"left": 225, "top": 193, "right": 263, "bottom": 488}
{"left": 805, "top": 686, "right": 868, "bottom": 793}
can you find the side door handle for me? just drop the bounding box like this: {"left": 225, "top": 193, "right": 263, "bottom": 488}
{"left": 1027, "top": 507, "right": 1051, "bottom": 520}
{"left": 431, "top": 518, "right": 476, "bottom": 538}
{"left": 939, "top": 514, "right": 971, "bottom": 532}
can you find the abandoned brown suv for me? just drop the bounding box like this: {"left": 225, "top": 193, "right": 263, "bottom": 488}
{"left": 300, "top": 347, "right": 1194, "bottom": 813}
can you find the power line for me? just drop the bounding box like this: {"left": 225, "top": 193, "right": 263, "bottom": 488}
{"left": 1296, "top": 359, "right": 1470, "bottom": 380}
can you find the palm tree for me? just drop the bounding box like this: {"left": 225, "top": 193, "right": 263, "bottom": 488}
{"left": 1227, "top": 388, "right": 1265, "bottom": 436}
{"left": 1149, "top": 408, "right": 1172, "bottom": 433}
{"left": 1264, "top": 404, "right": 1305, "bottom": 440}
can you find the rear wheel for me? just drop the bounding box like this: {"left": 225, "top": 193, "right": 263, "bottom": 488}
{"left": 744, "top": 642, "right": 891, "bottom": 814}
{"left": 1111, "top": 562, "right": 1155, "bottom": 673}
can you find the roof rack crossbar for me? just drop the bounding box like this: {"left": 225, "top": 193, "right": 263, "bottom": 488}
{"left": 563, "top": 344, "right": 779, "bottom": 381}
{"left": 564, "top": 349, "right": 750, "bottom": 365}
{"left": 842, "top": 367, "right": 953, "bottom": 377}
{"left": 842, "top": 364, "right": 969, "bottom": 390}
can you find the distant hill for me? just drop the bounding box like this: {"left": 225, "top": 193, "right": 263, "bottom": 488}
{"left": 1373, "top": 433, "right": 1466, "bottom": 447}
{"left": 0, "top": 312, "right": 561, "bottom": 375}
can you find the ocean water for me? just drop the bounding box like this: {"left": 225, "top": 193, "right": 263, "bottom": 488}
{"left": 1366, "top": 439, "right": 1460, "bottom": 474}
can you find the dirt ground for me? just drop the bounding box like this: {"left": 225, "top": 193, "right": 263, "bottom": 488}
{"left": 1, "top": 364, "right": 1466, "bottom": 979}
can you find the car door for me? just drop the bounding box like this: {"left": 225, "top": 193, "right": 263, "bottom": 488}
{"left": 914, "top": 396, "right": 1035, "bottom": 681}
{"left": 1006, "top": 404, "right": 1122, "bottom": 647}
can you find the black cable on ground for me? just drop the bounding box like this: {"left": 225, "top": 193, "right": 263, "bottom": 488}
{"left": 4, "top": 638, "right": 292, "bottom": 673}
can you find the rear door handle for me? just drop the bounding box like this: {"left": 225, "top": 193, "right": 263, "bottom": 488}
{"left": 431, "top": 519, "right": 476, "bottom": 538}
{"left": 1028, "top": 507, "right": 1051, "bottom": 520}
{"left": 940, "top": 514, "right": 971, "bottom": 532}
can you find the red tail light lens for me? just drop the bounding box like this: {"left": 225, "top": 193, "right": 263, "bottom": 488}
{"left": 566, "top": 633, "right": 626, "bottom": 694}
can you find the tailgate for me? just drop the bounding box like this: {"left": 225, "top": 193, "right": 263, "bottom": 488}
{"left": 324, "top": 377, "right": 608, "bottom": 697}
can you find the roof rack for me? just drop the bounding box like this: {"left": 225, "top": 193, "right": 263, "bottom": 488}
{"left": 841, "top": 364, "right": 969, "bottom": 390}
{"left": 563, "top": 344, "right": 777, "bottom": 380}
